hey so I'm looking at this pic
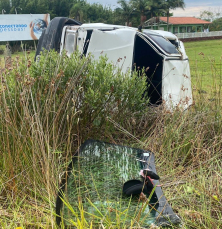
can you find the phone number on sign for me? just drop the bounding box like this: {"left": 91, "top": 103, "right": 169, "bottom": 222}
{"left": 0, "top": 24, "right": 27, "bottom": 32}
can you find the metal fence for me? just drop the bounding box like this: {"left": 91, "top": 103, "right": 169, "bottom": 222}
{"left": 176, "top": 31, "right": 222, "bottom": 39}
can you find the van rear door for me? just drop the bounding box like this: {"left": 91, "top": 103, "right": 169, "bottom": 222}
{"left": 61, "top": 26, "right": 79, "bottom": 56}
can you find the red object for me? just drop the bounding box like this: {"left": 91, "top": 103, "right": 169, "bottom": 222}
{"left": 159, "top": 17, "right": 211, "bottom": 25}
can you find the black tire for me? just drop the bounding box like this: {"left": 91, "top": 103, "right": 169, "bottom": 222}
{"left": 35, "top": 17, "right": 82, "bottom": 59}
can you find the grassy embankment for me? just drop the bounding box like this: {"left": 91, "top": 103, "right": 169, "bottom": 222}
{"left": 0, "top": 39, "right": 222, "bottom": 228}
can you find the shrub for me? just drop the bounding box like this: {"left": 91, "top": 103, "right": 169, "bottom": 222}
{"left": 0, "top": 50, "right": 148, "bottom": 216}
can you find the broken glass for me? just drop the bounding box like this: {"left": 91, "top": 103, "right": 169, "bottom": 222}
{"left": 56, "top": 140, "right": 180, "bottom": 227}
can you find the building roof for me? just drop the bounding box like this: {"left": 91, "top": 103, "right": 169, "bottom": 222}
{"left": 159, "top": 17, "right": 211, "bottom": 25}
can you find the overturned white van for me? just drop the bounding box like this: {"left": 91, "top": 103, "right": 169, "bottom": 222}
{"left": 36, "top": 17, "right": 193, "bottom": 110}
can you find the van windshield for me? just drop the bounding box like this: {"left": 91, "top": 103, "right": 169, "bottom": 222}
{"left": 143, "top": 33, "right": 179, "bottom": 54}
{"left": 56, "top": 139, "right": 181, "bottom": 227}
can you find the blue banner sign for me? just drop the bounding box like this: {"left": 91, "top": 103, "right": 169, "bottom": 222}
{"left": 0, "top": 14, "right": 50, "bottom": 41}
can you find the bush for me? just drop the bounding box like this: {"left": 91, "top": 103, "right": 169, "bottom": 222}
{"left": 0, "top": 50, "right": 148, "bottom": 220}
{"left": 0, "top": 45, "right": 4, "bottom": 55}
{"left": 1, "top": 48, "right": 222, "bottom": 228}
{"left": 210, "top": 17, "right": 222, "bottom": 31}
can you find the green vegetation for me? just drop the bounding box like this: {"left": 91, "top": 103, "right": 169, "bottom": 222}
{"left": 210, "top": 17, "right": 222, "bottom": 31}
{"left": 0, "top": 40, "right": 222, "bottom": 228}
{"left": 0, "top": 0, "right": 184, "bottom": 27}
{"left": 0, "top": 50, "right": 148, "bottom": 228}
{"left": 198, "top": 10, "right": 222, "bottom": 32}
{"left": 185, "top": 39, "right": 222, "bottom": 100}
{"left": 0, "top": 0, "right": 185, "bottom": 52}
{"left": 0, "top": 50, "right": 35, "bottom": 68}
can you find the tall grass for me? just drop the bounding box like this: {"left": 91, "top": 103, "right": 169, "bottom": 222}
{"left": 0, "top": 45, "right": 222, "bottom": 228}
{"left": 0, "top": 50, "right": 147, "bottom": 228}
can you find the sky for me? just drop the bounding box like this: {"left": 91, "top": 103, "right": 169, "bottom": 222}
{"left": 86, "top": 0, "right": 222, "bottom": 17}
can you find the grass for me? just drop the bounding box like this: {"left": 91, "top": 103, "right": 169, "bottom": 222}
{"left": 0, "top": 45, "right": 35, "bottom": 68}
{"left": 185, "top": 39, "right": 222, "bottom": 98}
{"left": 0, "top": 40, "right": 222, "bottom": 228}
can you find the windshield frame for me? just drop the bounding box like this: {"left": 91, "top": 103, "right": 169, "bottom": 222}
{"left": 139, "top": 31, "right": 181, "bottom": 57}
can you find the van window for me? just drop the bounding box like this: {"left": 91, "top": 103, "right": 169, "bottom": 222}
{"left": 144, "top": 33, "right": 179, "bottom": 54}
{"left": 133, "top": 35, "right": 163, "bottom": 105}
{"left": 64, "top": 31, "right": 75, "bottom": 56}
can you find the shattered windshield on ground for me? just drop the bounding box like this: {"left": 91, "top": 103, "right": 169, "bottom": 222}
{"left": 59, "top": 140, "right": 156, "bottom": 227}
{"left": 57, "top": 140, "right": 181, "bottom": 227}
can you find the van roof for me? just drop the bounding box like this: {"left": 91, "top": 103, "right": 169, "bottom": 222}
{"left": 80, "top": 23, "right": 132, "bottom": 30}
{"left": 79, "top": 24, "right": 173, "bottom": 39}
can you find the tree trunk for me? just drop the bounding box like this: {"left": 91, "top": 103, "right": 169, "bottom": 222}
{"left": 167, "top": 9, "right": 169, "bottom": 31}
{"left": 140, "top": 10, "right": 147, "bottom": 26}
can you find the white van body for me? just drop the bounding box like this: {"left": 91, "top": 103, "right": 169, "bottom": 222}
{"left": 37, "top": 19, "right": 192, "bottom": 111}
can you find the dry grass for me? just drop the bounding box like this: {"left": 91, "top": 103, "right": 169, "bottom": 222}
{"left": 0, "top": 48, "right": 222, "bottom": 228}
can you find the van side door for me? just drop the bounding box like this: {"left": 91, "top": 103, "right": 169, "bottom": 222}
{"left": 86, "top": 29, "right": 137, "bottom": 73}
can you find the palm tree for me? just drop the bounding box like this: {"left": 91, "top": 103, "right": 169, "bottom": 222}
{"left": 130, "top": 0, "right": 149, "bottom": 25}
{"left": 146, "top": 0, "right": 166, "bottom": 18}
{"left": 164, "top": 0, "right": 185, "bottom": 31}
{"left": 70, "top": 0, "right": 88, "bottom": 22}
{"left": 131, "top": 0, "right": 166, "bottom": 26}
{"left": 116, "top": 0, "right": 135, "bottom": 26}
{"left": 145, "top": 0, "right": 167, "bottom": 29}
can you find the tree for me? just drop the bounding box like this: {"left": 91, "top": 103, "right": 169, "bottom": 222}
{"left": 200, "top": 10, "right": 214, "bottom": 22}
{"left": 130, "top": 0, "right": 167, "bottom": 26}
{"left": 199, "top": 9, "right": 222, "bottom": 22}
{"left": 146, "top": 0, "right": 166, "bottom": 18}
{"left": 209, "top": 17, "right": 222, "bottom": 31}
{"left": 69, "top": 0, "right": 88, "bottom": 22}
{"left": 87, "top": 3, "right": 113, "bottom": 24}
{"left": 116, "top": 0, "right": 135, "bottom": 26}
{"left": 130, "top": 0, "right": 149, "bottom": 25}
{"left": 0, "top": 0, "right": 11, "bottom": 13}
{"left": 164, "top": 0, "right": 185, "bottom": 31}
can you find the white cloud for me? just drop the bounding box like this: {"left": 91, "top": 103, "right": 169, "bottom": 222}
{"left": 86, "top": 0, "right": 222, "bottom": 17}
{"left": 171, "top": 5, "right": 222, "bottom": 17}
